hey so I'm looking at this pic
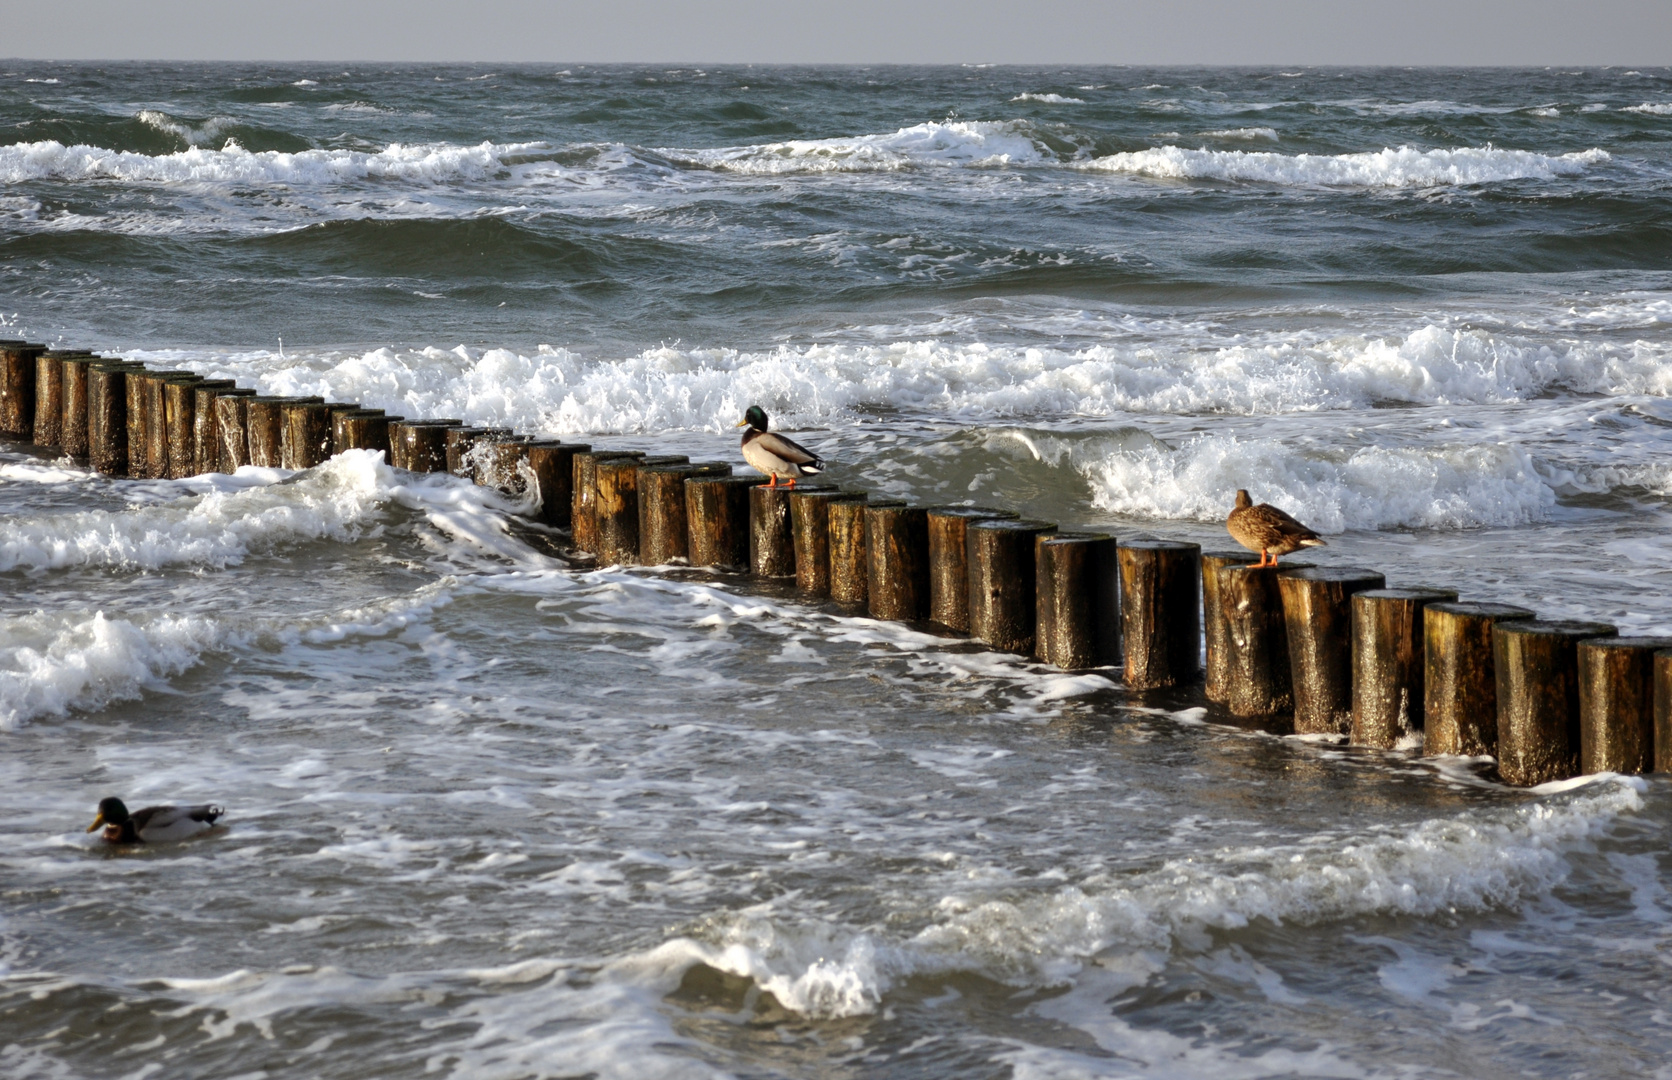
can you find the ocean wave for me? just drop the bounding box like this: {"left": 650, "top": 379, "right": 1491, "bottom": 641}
{"left": 666, "top": 120, "right": 1050, "bottom": 173}
{"left": 1011, "top": 93, "right": 1085, "bottom": 104}
{"left": 1082, "top": 144, "right": 1610, "bottom": 187}
{"left": 147, "top": 322, "right": 1672, "bottom": 437}
{"left": 135, "top": 109, "right": 239, "bottom": 147}
{"left": 656, "top": 777, "right": 1642, "bottom": 1017}
{"left": 1624, "top": 103, "right": 1672, "bottom": 115}
{"left": 1200, "top": 127, "right": 1280, "bottom": 140}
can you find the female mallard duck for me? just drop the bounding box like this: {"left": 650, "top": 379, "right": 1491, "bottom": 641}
{"left": 735, "top": 405, "right": 825, "bottom": 488}
{"left": 86, "top": 797, "right": 224, "bottom": 844}
{"left": 1227, "top": 489, "right": 1326, "bottom": 567}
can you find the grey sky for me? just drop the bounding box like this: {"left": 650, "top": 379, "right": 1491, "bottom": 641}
{"left": 6, "top": 0, "right": 1671, "bottom": 65}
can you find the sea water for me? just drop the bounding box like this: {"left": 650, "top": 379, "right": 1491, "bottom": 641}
{"left": 2, "top": 64, "right": 1671, "bottom": 1078}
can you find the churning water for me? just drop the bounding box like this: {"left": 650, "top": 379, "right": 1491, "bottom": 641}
{"left": 3, "top": 63, "right": 1671, "bottom": 1078}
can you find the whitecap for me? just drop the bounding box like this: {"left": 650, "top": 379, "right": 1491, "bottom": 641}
{"left": 1081, "top": 144, "right": 1610, "bottom": 188}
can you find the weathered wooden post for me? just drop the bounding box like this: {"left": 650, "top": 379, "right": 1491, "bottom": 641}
{"left": 791, "top": 490, "right": 865, "bottom": 597}
{"left": 323, "top": 403, "right": 367, "bottom": 454}
{"left": 390, "top": 419, "right": 462, "bottom": 472}
{"left": 474, "top": 437, "right": 531, "bottom": 494}
{"left": 1423, "top": 602, "right": 1536, "bottom": 757}
{"left": 244, "top": 396, "right": 289, "bottom": 467}
{"left": 686, "top": 474, "right": 756, "bottom": 570}
{"left": 88, "top": 361, "right": 138, "bottom": 475}
{"left": 280, "top": 401, "right": 335, "bottom": 470}
{"left": 639, "top": 461, "right": 730, "bottom": 564}
{"left": 865, "top": 502, "right": 930, "bottom": 621}
{"left": 1349, "top": 587, "right": 1459, "bottom": 749}
{"left": 1495, "top": 619, "right": 1618, "bottom": 786}
{"left": 827, "top": 496, "right": 871, "bottom": 606}
{"left": 1276, "top": 566, "right": 1386, "bottom": 735}
{"left": 162, "top": 375, "right": 206, "bottom": 478}
{"left": 598, "top": 454, "right": 688, "bottom": 563}
{"left": 60, "top": 353, "right": 98, "bottom": 460}
{"left": 967, "top": 518, "right": 1057, "bottom": 653}
{"left": 751, "top": 484, "right": 834, "bottom": 579}
{"left": 213, "top": 390, "right": 259, "bottom": 472}
{"left": 1577, "top": 637, "right": 1672, "bottom": 775}
{"left": 443, "top": 425, "right": 511, "bottom": 475}
{"left": 1656, "top": 649, "right": 1672, "bottom": 774}
{"left": 336, "top": 410, "right": 400, "bottom": 457}
{"left": 133, "top": 370, "right": 194, "bottom": 480}
{"left": 1037, "top": 531, "right": 1120, "bottom": 669}
{"left": 1217, "top": 563, "right": 1310, "bottom": 721}
{"left": 0, "top": 340, "right": 43, "bottom": 441}
{"left": 571, "top": 450, "right": 646, "bottom": 554}
{"left": 926, "top": 507, "right": 1017, "bottom": 632}
{"left": 32, "top": 350, "right": 71, "bottom": 447}
{"left": 1202, "top": 551, "right": 1260, "bottom": 703}
{"left": 189, "top": 380, "right": 238, "bottom": 474}
{"left": 526, "top": 441, "right": 587, "bottom": 527}
{"left": 124, "top": 368, "right": 157, "bottom": 476}
{"left": 1117, "top": 540, "right": 1199, "bottom": 688}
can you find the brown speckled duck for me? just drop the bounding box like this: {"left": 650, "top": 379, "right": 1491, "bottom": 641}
{"left": 1226, "top": 489, "right": 1326, "bottom": 567}
{"left": 735, "top": 405, "right": 825, "bottom": 488}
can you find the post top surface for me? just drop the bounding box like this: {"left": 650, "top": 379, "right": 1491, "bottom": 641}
{"left": 1495, "top": 619, "right": 1618, "bottom": 639}
{"left": 1425, "top": 601, "right": 1536, "bottom": 620}
{"left": 396, "top": 418, "right": 465, "bottom": 428}
{"left": 925, "top": 505, "right": 1017, "bottom": 520}
{"left": 687, "top": 473, "right": 758, "bottom": 487}
{"left": 1042, "top": 530, "right": 1113, "bottom": 544}
{"left": 968, "top": 517, "right": 1055, "bottom": 532}
{"left": 1118, "top": 539, "right": 1199, "bottom": 552}
{"left": 1276, "top": 566, "right": 1384, "bottom": 584}
{"left": 790, "top": 486, "right": 864, "bottom": 500}
{"left": 1354, "top": 587, "right": 1459, "bottom": 602}
{"left": 1578, "top": 635, "right": 1672, "bottom": 651}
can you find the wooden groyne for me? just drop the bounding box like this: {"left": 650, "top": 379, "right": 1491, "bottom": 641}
{"left": 1, "top": 338, "right": 1665, "bottom": 786}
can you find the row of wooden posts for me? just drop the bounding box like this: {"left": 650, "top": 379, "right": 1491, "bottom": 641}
{"left": 3, "top": 340, "right": 1668, "bottom": 787}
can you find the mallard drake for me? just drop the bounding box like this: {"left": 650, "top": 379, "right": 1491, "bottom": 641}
{"left": 1226, "top": 489, "right": 1326, "bottom": 567}
{"left": 86, "top": 797, "right": 224, "bottom": 844}
{"left": 735, "top": 405, "right": 825, "bottom": 488}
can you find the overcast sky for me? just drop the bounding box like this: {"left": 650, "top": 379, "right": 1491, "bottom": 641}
{"left": 6, "top": 0, "right": 1671, "bottom": 66}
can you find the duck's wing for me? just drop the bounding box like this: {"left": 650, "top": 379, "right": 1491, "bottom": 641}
{"left": 131, "top": 804, "right": 225, "bottom": 842}
{"left": 1255, "top": 503, "right": 1320, "bottom": 540}
{"left": 752, "top": 431, "right": 824, "bottom": 469}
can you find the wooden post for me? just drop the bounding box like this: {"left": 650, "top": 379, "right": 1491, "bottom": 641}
{"left": 162, "top": 376, "right": 205, "bottom": 478}
{"left": 526, "top": 441, "right": 587, "bottom": 527}
{"left": 337, "top": 411, "right": 400, "bottom": 457}
{"left": 967, "top": 518, "right": 1057, "bottom": 652}
{"left": 135, "top": 371, "right": 194, "bottom": 480}
{"left": 324, "top": 403, "right": 366, "bottom": 454}
{"left": 474, "top": 437, "right": 532, "bottom": 495}
{"left": 639, "top": 461, "right": 730, "bottom": 565}
{"left": 1037, "top": 532, "right": 1120, "bottom": 669}
{"left": 685, "top": 474, "right": 756, "bottom": 570}
{"left": 1217, "top": 563, "right": 1311, "bottom": 722}
{"left": 87, "top": 361, "right": 137, "bottom": 475}
{"left": 1117, "top": 540, "right": 1200, "bottom": 688}
{"left": 752, "top": 484, "right": 832, "bottom": 578}
{"left": 865, "top": 502, "right": 930, "bottom": 621}
{"left": 827, "top": 496, "right": 871, "bottom": 606}
{"left": 1202, "top": 551, "right": 1260, "bottom": 703}
{"left": 792, "top": 490, "right": 865, "bottom": 597}
{"left": 390, "top": 420, "right": 462, "bottom": 472}
{"left": 0, "top": 340, "right": 43, "bottom": 441}
{"left": 1348, "top": 588, "right": 1460, "bottom": 749}
{"left": 571, "top": 450, "right": 645, "bottom": 554}
{"left": 1495, "top": 619, "right": 1618, "bottom": 786}
{"left": 189, "top": 380, "right": 237, "bottom": 475}
{"left": 125, "top": 368, "right": 156, "bottom": 477}
{"left": 213, "top": 390, "right": 259, "bottom": 473}
{"left": 1577, "top": 637, "right": 1672, "bottom": 775}
{"left": 444, "top": 426, "right": 512, "bottom": 476}
{"left": 1276, "top": 566, "right": 1386, "bottom": 736}
{"left": 926, "top": 507, "right": 1017, "bottom": 631}
{"left": 596, "top": 454, "right": 689, "bottom": 564}
{"left": 32, "top": 350, "right": 67, "bottom": 447}
{"left": 1422, "top": 602, "right": 1536, "bottom": 757}
{"left": 60, "top": 354, "right": 98, "bottom": 459}
{"left": 1656, "top": 649, "right": 1672, "bottom": 774}
{"left": 244, "top": 396, "right": 288, "bottom": 467}
{"left": 280, "top": 401, "right": 333, "bottom": 470}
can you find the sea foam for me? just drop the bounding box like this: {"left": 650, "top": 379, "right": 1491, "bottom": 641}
{"left": 1082, "top": 144, "right": 1609, "bottom": 187}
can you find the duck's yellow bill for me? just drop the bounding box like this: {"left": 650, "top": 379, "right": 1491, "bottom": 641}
{"left": 734, "top": 419, "right": 749, "bottom": 427}
{"left": 85, "top": 813, "right": 104, "bottom": 833}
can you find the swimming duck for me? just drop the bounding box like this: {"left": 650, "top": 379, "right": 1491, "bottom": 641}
{"left": 735, "top": 405, "right": 825, "bottom": 488}
{"left": 86, "top": 797, "right": 224, "bottom": 844}
{"left": 1226, "top": 489, "right": 1326, "bottom": 567}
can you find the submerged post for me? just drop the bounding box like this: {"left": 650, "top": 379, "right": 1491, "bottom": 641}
{"left": 685, "top": 474, "right": 756, "bottom": 570}
{"left": 1202, "top": 550, "right": 1259, "bottom": 703}
{"left": 926, "top": 507, "right": 1017, "bottom": 632}
{"left": 1117, "top": 540, "right": 1199, "bottom": 689}
{"left": 639, "top": 461, "right": 730, "bottom": 565}
{"left": 827, "top": 496, "right": 871, "bottom": 606}
{"left": 1577, "top": 637, "right": 1672, "bottom": 775}
{"left": 967, "top": 518, "right": 1056, "bottom": 653}
{"left": 792, "top": 490, "right": 865, "bottom": 598}
{"left": 1217, "top": 563, "right": 1310, "bottom": 722}
{"left": 1422, "top": 602, "right": 1536, "bottom": 757}
{"left": 1276, "top": 566, "right": 1386, "bottom": 736}
{"left": 1349, "top": 587, "right": 1458, "bottom": 749}
{"left": 1494, "top": 619, "right": 1618, "bottom": 786}
{"left": 865, "top": 502, "right": 931, "bottom": 621}
{"left": 1037, "top": 531, "right": 1119, "bottom": 669}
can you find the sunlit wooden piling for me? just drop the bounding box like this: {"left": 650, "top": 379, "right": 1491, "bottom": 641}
{"left": 31, "top": 350, "right": 67, "bottom": 448}
{"left": 1422, "top": 601, "right": 1536, "bottom": 757}
{"left": 685, "top": 473, "right": 756, "bottom": 570}
{"left": 926, "top": 507, "right": 1016, "bottom": 632}
{"left": 1037, "top": 531, "right": 1120, "bottom": 670}
{"left": 0, "top": 340, "right": 43, "bottom": 441}
{"left": 213, "top": 390, "right": 258, "bottom": 473}
{"left": 639, "top": 461, "right": 730, "bottom": 565}
{"left": 1117, "top": 540, "right": 1199, "bottom": 689}
{"left": 60, "top": 353, "right": 98, "bottom": 459}
{"left": 1349, "top": 587, "right": 1457, "bottom": 749}
{"left": 391, "top": 419, "right": 462, "bottom": 472}
{"left": 1494, "top": 619, "right": 1618, "bottom": 786}
{"left": 1277, "top": 566, "right": 1386, "bottom": 736}
{"left": 1217, "top": 563, "right": 1309, "bottom": 721}
{"left": 967, "top": 518, "right": 1056, "bottom": 654}
{"left": 1201, "top": 551, "right": 1259, "bottom": 704}
{"left": 792, "top": 490, "right": 866, "bottom": 598}
{"left": 571, "top": 450, "right": 646, "bottom": 555}
{"left": 88, "top": 361, "right": 137, "bottom": 476}
{"left": 1577, "top": 636, "right": 1671, "bottom": 775}
{"left": 190, "top": 380, "right": 238, "bottom": 475}
{"left": 597, "top": 454, "right": 691, "bottom": 564}
{"left": 865, "top": 501, "right": 931, "bottom": 621}
{"left": 827, "top": 496, "right": 871, "bottom": 606}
